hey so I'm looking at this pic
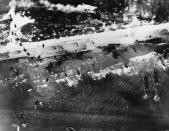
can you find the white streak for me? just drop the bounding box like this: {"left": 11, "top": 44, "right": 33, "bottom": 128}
{"left": 39, "top": 0, "right": 97, "bottom": 13}
{"left": 16, "top": 0, "right": 36, "bottom": 8}
{"left": 55, "top": 75, "right": 81, "bottom": 87}
{"left": 88, "top": 52, "right": 167, "bottom": 80}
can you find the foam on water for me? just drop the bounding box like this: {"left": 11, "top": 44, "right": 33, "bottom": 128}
{"left": 88, "top": 52, "right": 167, "bottom": 80}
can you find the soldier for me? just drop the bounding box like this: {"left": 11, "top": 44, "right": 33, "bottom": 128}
{"left": 34, "top": 100, "right": 43, "bottom": 117}
{"left": 34, "top": 100, "right": 39, "bottom": 118}
{"left": 42, "top": 44, "right": 45, "bottom": 48}
{"left": 14, "top": 24, "right": 17, "bottom": 28}
{"left": 34, "top": 100, "right": 39, "bottom": 111}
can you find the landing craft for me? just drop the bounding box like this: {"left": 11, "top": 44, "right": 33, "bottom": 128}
{"left": 153, "top": 68, "right": 160, "bottom": 102}
{"left": 143, "top": 72, "right": 149, "bottom": 100}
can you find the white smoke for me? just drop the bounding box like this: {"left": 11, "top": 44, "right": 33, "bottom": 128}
{"left": 39, "top": 0, "right": 97, "bottom": 13}
{"left": 16, "top": 0, "right": 36, "bottom": 8}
